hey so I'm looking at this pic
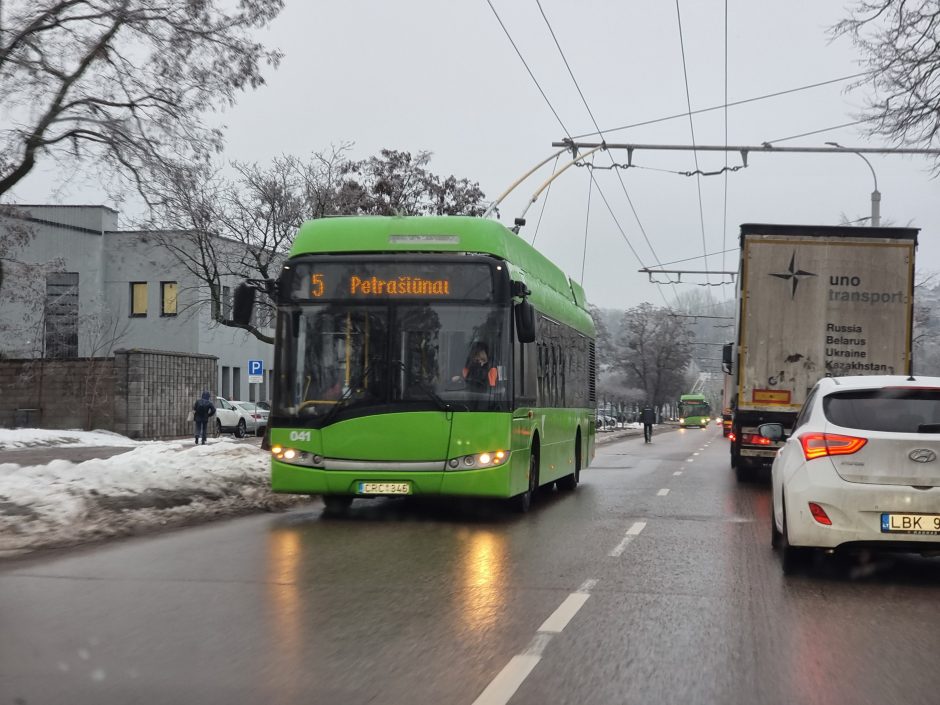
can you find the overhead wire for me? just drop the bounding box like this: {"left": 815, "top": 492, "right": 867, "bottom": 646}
{"left": 580, "top": 153, "right": 594, "bottom": 284}
{"left": 763, "top": 119, "right": 869, "bottom": 145}
{"left": 675, "top": 0, "right": 711, "bottom": 285}
{"left": 530, "top": 153, "right": 561, "bottom": 245}
{"left": 571, "top": 72, "right": 873, "bottom": 140}
{"left": 534, "top": 0, "right": 680, "bottom": 308}
{"left": 484, "top": 0, "right": 569, "bottom": 135}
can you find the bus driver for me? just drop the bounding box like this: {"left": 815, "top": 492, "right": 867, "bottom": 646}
{"left": 452, "top": 341, "right": 498, "bottom": 391}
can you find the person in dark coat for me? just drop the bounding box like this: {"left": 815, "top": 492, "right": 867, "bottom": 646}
{"left": 640, "top": 405, "right": 656, "bottom": 444}
{"left": 193, "top": 391, "right": 216, "bottom": 445}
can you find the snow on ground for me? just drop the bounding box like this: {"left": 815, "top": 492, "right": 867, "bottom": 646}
{"left": 0, "top": 428, "right": 144, "bottom": 450}
{"left": 0, "top": 431, "right": 306, "bottom": 556}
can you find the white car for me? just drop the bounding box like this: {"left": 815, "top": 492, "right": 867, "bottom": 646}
{"left": 760, "top": 375, "right": 940, "bottom": 574}
{"left": 232, "top": 401, "right": 268, "bottom": 436}
{"left": 214, "top": 397, "right": 255, "bottom": 438}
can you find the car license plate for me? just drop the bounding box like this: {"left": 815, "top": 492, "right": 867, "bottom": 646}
{"left": 357, "top": 482, "right": 411, "bottom": 495}
{"left": 881, "top": 513, "right": 940, "bottom": 535}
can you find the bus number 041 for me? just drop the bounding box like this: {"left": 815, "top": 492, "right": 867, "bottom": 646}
{"left": 289, "top": 431, "right": 312, "bottom": 442}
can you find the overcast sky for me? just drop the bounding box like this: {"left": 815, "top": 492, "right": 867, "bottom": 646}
{"left": 10, "top": 0, "right": 940, "bottom": 311}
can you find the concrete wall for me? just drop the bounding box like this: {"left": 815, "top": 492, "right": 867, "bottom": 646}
{"left": 0, "top": 357, "right": 116, "bottom": 430}
{"left": 0, "top": 349, "right": 216, "bottom": 438}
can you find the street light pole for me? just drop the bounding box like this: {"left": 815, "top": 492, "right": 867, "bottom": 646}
{"left": 826, "top": 141, "right": 880, "bottom": 226}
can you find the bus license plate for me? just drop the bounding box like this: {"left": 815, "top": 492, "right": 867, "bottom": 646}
{"left": 881, "top": 513, "right": 940, "bottom": 535}
{"left": 358, "top": 482, "right": 411, "bottom": 495}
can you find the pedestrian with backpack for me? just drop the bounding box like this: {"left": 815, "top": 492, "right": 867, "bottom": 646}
{"left": 640, "top": 405, "right": 656, "bottom": 444}
{"left": 193, "top": 391, "right": 216, "bottom": 445}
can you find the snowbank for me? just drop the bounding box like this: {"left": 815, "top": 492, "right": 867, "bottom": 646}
{"left": 0, "top": 428, "right": 143, "bottom": 450}
{"left": 0, "top": 434, "right": 305, "bottom": 556}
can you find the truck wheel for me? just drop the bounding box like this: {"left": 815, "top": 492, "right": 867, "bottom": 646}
{"left": 735, "top": 458, "right": 752, "bottom": 483}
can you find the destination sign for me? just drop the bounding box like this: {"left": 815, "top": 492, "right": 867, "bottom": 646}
{"left": 287, "top": 261, "right": 498, "bottom": 302}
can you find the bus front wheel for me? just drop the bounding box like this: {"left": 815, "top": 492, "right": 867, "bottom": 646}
{"left": 512, "top": 443, "right": 540, "bottom": 513}
{"left": 322, "top": 495, "right": 353, "bottom": 516}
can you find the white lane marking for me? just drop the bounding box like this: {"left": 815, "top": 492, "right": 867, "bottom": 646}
{"left": 523, "top": 633, "right": 553, "bottom": 657}
{"left": 693, "top": 452, "right": 700, "bottom": 456}
{"left": 472, "top": 654, "right": 541, "bottom": 705}
{"left": 673, "top": 471, "right": 682, "bottom": 476}
{"left": 609, "top": 521, "right": 646, "bottom": 556}
{"left": 538, "top": 592, "right": 591, "bottom": 633}
{"left": 686, "top": 458, "right": 694, "bottom": 463}
{"left": 657, "top": 488, "right": 670, "bottom": 496}
{"left": 472, "top": 580, "right": 598, "bottom": 705}
{"left": 578, "top": 578, "right": 599, "bottom": 592}
{"left": 627, "top": 521, "right": 646, "bottom": 536}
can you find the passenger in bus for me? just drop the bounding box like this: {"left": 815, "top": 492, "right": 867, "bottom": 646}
{"left": 452, "top": 341, "right": 498, "bottom": 391}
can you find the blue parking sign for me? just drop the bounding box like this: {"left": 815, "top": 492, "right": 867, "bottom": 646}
{"left": 248, "top": 359, "right": 264, "bottom": 383}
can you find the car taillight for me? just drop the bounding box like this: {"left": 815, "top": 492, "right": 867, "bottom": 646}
{"left": 808, "top": 502, "right": 832, "bottom": 525}
{"left": 741, "top": 433, "right": 773, "bottom": 446}
{"left": 798, "top": 432, "right": 867, "bottom": 460}
{"left": 728, "top": 432, "right": 736, "bottom": 442}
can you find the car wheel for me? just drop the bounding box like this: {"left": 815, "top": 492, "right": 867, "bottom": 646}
{"left": 322, "top": 495, "right": 353, "bottom": 516}
{"left": 256, "top": 425, "right": 266, "bottom": 437}
{"left": 213, "top": 419, "right": 222, "bottom": 438}
{"left": 781, "top": 497, "right": 811, "bottom": 575}
{"left": 771, "top": 492, "right": 783, "bottom": 550}
{"left": 512, "top": 443, "right": 540, "bottom": 513}
{"left": 235, "top": 419, "right": 246, "bottom": 438}
{"left": 557, "top": 434, "right": 581, "bottom": 492}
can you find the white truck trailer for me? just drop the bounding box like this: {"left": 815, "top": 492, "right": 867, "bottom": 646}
{"left": 723, "top": 223, "right": 918, "bottom": 481}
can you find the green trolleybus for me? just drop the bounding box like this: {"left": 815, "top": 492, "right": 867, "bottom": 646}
{"left": 678, "top": 393, "right": 711, "bottom": 428}
{"left": 234, "top": 216, "right": 597, "bottom": 512}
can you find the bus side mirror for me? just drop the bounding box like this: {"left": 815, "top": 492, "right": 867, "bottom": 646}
{"left": 232, "top": 282, "right": 255, "bottom": 325}
{"left": 515, "top": 300, "right": 535, "bottom": 343}
{"left": 722, "top": 342, "right": 733, "bottom": 375}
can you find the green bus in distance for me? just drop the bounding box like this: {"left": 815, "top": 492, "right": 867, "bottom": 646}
{"left": 235, "top": 216, "right": 597, "bottom": 513}
{"left": 678, "top": 393, "right": 711, "bottom": 428}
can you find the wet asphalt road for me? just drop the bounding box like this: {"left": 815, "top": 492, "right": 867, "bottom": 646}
{"left": 2, "top": 426, "right": 940, "bottom": 705}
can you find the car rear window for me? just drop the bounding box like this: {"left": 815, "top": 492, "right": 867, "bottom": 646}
{"left": 823, "top": 389, "right": 940, "bottom": 433}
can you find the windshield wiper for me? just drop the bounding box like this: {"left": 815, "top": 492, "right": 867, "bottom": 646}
{"left": 317, "top": 364, "right": 377, "bottom": 427}
{"left": 391, "top": 360, "right": 467, "bottom": 413}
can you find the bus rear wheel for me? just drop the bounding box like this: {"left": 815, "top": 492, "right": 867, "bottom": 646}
{"left": 512, "top": 444, "right": 540, "bottom": 513}
{"left": 557, "top": 433, "right": 581, "bottom": 491}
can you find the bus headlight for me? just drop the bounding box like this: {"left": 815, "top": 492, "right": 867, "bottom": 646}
{"left": 447, "top": 450, "right": 508, "bottom": 470}
{"left": 271, "top": 447, "right": 324, "bottom": 467}
{"left": 679, "top": 418, "right": 685, "bottom": 425}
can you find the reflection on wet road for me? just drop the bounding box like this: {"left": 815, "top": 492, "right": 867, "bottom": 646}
{"left": 3, "top": 426, "right": 940, "bottom": 704}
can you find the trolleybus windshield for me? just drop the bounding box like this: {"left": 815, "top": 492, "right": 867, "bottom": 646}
{"left": 275, "top": 258, "right": 511, "bottom": 425}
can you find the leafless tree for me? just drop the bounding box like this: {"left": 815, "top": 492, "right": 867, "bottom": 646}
{"left": 616, "top": 303, "right": 693, "bottom": 406}
{"left": 0, "top": 0, "right": 284, "bottom": 201}
{"left": 147, "top": 147, "right": 488, "bottom": 344}
{"left": 833, "top": 2, "right": 940, "bottom": 158}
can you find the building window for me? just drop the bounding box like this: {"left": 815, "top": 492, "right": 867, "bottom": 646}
{"left": 130, "top": 282, "right": 148, "bottom": 317}
{"left": 161, "top": 281, "right": 178, "bottom": 316}
{"left": 45, "top": 272, "right": 79, "bottom": 358}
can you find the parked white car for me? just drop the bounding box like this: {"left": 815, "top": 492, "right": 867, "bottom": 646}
{"left": 760, "top": 375, "right": 940, "bottom": 574}
{"left": 232, "top": 401, "right": 269, "bottom": 436}
{"left": 214, "top": 397, "right": 255, "bottom": 438}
